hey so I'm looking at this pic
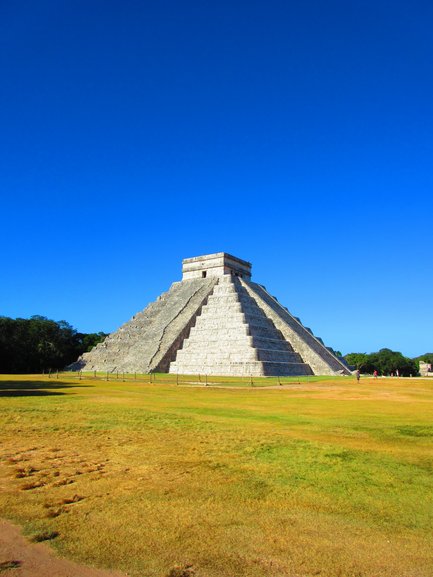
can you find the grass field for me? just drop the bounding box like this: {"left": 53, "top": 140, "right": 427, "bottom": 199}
{"left": 0, "top": 374, "right": 432, "bottom": 577}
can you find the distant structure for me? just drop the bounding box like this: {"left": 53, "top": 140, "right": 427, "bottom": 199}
{"left": 70, "top": 253, "right": 350, "bottom": 376}
{"left": 419, "top": 361, "right": 433, "bottom": 377}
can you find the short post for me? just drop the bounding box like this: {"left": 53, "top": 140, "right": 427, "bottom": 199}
{"left": 278, "top": 375, "right": 281, "bottom": 386}
{"left": 116, "top": 371, "right": 119, "bottom": 380}
{"left": 94, "top": 370, "right": 96, "bottom": 378}
{"left": 48, "top": 369, "right": 51, "bottom": 379}
{"left": 56, "top": 370, "right": 59, "bottom": 379}
{"left": 134, "top": 372, "right": 137, "bottom": 380}
{"left": 79, "top": 371, "right": 82, "bottom": 380}
{"left": 176, "top": 372, "right": 179, "bottom": 385}
{"left": 199, "top": 374, "right": 201, "bottom": 382}
{"left": 205, "top": 374, "right": 208, "bottom": 386}
{"left": 250, "top": 375, "right": 253, "bottom": 387}
{"left": 122, "top": 372, "right": 125, "bottom": 382}
{"left": 106, "top": 371, "right": 109, "bottom": 381}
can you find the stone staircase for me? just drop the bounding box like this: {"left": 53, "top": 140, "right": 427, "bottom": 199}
{"left": 169, "top": 275, "right": 313, "bottom": 376}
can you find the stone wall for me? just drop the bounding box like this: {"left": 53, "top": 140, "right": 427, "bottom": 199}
{"left": 419, "top": 361, "right": 433, "bottom": 377}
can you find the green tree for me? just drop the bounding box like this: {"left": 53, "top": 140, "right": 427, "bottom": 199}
{"left": 366, "top": 349, "right": 417, "bottom": 376}
{"left": 75, "top": 332, "right": 107, "bottom": 353}
{"left": 414, "top": 353, "right": 433, "bottom": 364}
{"left": 0, "top": 316, "right": 107, "bottom": 374}
{"left": 344, "top": 353, "right": 369, "bottom": 370}
{"left": 344, "top": 349, "right": 418, "bottom": 376}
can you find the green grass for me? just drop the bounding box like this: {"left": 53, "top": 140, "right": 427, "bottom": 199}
{"left": 0, "top": 374, "right": 432, "bottom": 577}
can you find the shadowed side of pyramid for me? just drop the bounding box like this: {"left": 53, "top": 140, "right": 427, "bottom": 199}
{"left": 240, "top": 279, "right": 351, "bottom": 376}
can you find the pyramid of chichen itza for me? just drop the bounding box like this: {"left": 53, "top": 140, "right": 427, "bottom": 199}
{"left": 71, "top": 253, "right": 350, "bottom": 376}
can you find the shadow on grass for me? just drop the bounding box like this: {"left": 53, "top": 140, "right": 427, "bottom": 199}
{"left": 0, "top": 380, "right": 91, "bottom": 397}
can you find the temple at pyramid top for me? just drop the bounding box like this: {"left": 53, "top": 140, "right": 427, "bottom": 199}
{"left": 182, "top": 252, "right": 252, "bottom": 280}
{"left": 70, "top": 252, "right": 351, "bottom": 377}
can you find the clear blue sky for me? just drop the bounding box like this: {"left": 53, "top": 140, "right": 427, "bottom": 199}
{"left": 1, "top": 0, "right": 432, "bottom": 357}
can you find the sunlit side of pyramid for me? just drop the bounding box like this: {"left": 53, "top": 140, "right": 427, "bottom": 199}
{"left": 71, "top": 253, "right": 350, "bottom": 376}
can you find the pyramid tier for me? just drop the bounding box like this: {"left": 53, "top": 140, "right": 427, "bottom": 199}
{"left": 169, "top": 361, "right": 312, "bottom": 377}
{"left": 169, "top": 275, "right": 312, "bottom": 376}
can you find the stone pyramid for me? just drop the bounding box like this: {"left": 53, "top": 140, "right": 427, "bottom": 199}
{"left": 71, "top": 253, "right": 350, "bottom": 376}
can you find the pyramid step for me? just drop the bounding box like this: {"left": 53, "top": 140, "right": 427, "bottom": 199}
{"left": 170, "top": 361, "right": 313, "bottom": 376}
{"left": 175, "top": 348, "right": 302, "bottom": 364}
{"left": 182, "top": 334, "right": 252, "bottom": 346}
{"left": 251, "top": 336, "right": 294, "bottom": 352}
{"left": 207, "top": 294, "right": 240, "bottom": 305}
{"left": 191, "top": 318, "right": 248, "bottom": 330}
{"left": 212, "top": 285, "right": 238, "bottom": 296}
{"left": 187, "top": 326, "right": 250, "bottom": 337}
{"left": 200, "top": 303, "right": 242, "bottom": 315}
{"left": 181, "top": 343, "right": 258, "bottom": 354}
{"left": 255, "top": 349, "right": 303, "bottom": 363}
{"left": 181, "top": 336, "right": 291, "bottom": 352}
{"left": 245, "top": 325, "right": 284, "bottom": 339}
{"left": 174, "top": 350, "right": 259, "bottom": 363}
{"left": 243, "top": 315, "right": 278, "bottom": 330}
{"left": 195, "top": 311, "right": 246, "bottom": 321}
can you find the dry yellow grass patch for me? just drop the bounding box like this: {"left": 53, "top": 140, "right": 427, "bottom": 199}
{"left": 0, "top": 374, "right": 432, "bottom": 577}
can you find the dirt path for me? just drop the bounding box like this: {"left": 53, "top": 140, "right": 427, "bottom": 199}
{"left": 0, "top": 519, "right": 127, "bottom": 577}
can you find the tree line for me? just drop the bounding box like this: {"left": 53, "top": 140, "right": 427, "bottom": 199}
{"left": 0, "top": 316, "right": 107, "bottom": 374}
{"left": 344, "top": 349, "right": 432, "bottom": 376}
{"left": 0, "top": 315, "right": 430, "bottom": 376}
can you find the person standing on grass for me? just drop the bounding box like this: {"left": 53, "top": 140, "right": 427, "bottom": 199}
{"left": 355, "top": 369, "right": 360, "bottom": 382}
{"left": 373, "top": 370, "right": 378, "bottom": 378}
